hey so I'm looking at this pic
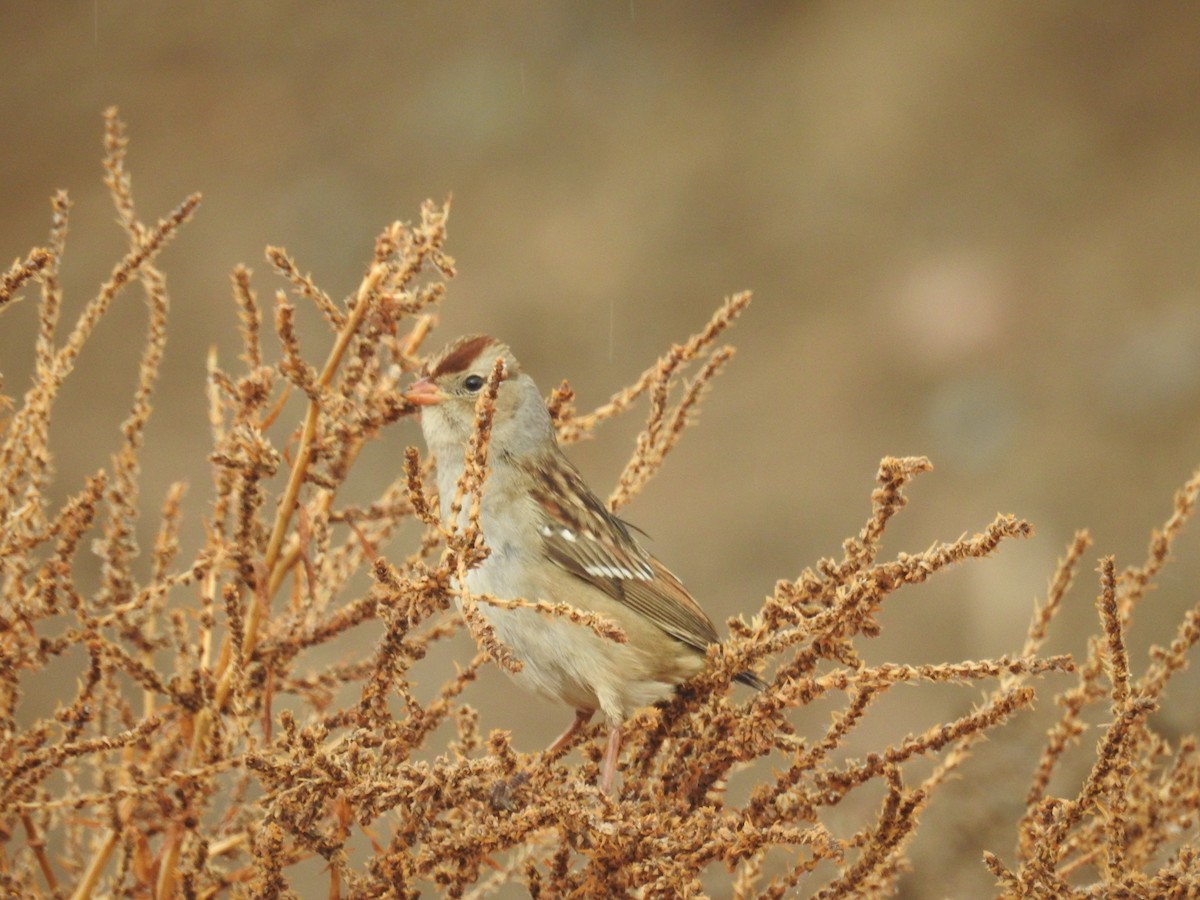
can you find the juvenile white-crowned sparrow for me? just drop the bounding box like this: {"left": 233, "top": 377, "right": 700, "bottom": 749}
{"left": 404, "top": 334, "right": 761, "bottom": 791}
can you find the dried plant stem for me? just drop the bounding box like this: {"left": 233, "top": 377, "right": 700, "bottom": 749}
{"left": 70, "top": 832, "right": 119, "bottom": 900}
{"left": 449, "top": 357, "right": 525, "bottom": 674}
{"left": 1096, "top": 556, "right": 1131, "bottom": 711}
{"left": 0, "top": 247, "right": 53, "bottom": 309}
{"left": 152, "top": 263, "right": 387, "bottom": 900}
{"left": 468, "top": 591, "right": 628, "bottom": 644}
{"left": 555, "top": 290, "right": 751, "bottom": 446}
{"left": 259, "top": 262, "right": 386, "bottom": 608}
{"left": 1020, "top": 529, "right": 1092, "bottom": 662}
{"left": 20, "top": 812, "right": 56, "bottom": 892}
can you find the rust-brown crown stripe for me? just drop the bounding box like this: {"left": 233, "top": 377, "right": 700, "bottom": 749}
{"left": 429, "top": 334, "right": 498, "bottom": 377}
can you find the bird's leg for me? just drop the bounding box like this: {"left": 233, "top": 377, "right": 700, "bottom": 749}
{"left": 601, "top": 723, "right": 622, "bottom": 794}
{"left": 546, "top": 708, "right": 594, "bottom": 759}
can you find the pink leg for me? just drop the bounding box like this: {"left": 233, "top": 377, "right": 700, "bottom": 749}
{"left": 546, "top": 708, "right": 594, "bottom": 758}
{"left": 601, "top": 723, "right": 622, "bottom": 794}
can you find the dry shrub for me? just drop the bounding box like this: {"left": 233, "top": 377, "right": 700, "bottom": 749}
{"left": 982, "top": 477, "right": 1200, "bottom": 897}
{"left": 0, "top": 111, "right": 1196, "bottom": 898}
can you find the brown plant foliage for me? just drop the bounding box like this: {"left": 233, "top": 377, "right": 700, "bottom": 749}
{"left": 982, "top": 473, "right": 1200, "bottom": 897}
{"left": 0, "top": 111, "right": 1196, "bottom": 898}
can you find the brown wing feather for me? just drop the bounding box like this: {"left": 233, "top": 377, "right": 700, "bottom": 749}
{"left": 527, "top": 453, "right": 720, "bottom": 653}
{"left": 614, "top": 556, "right": 720, "bottom": 652}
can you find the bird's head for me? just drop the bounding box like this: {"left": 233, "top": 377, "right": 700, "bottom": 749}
{"left": 404, "top": 334, "right": 554, "bottom": 459}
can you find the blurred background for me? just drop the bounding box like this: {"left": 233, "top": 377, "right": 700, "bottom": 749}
{"left": 4, "top": 3, "right": 1200, "bottom": 895}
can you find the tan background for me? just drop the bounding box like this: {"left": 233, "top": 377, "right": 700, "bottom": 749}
{"left": 4, "top": 3, "right": 1200, "bottom": 895}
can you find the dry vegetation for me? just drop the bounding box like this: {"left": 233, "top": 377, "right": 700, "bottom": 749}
{"left": 1, "top": 111, "right": 1198, "bottom": 898}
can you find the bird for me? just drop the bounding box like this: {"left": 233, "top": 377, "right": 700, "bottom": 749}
{"left": 403, "top": 334, "right": 761, "bottom": 792}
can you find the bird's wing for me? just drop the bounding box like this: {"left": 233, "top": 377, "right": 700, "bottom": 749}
{"left": 525, "top": 454, "right": 720, "bottom": 654}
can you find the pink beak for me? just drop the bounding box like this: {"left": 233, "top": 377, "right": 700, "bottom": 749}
{"left": 403, "top": 377, "right": 442, "bottom": 406}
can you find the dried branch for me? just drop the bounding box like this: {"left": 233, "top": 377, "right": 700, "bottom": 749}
{"left": 3, "top": 111, "right": 1197, "bottom": 900}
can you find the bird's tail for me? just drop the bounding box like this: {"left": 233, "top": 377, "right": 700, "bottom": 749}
{"left": 735, "top": 670, "right": 768, "bottom": 691}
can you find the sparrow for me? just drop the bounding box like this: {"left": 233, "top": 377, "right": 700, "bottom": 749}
{"left": 404, "top": 334, "right": 760, "bottom": 791}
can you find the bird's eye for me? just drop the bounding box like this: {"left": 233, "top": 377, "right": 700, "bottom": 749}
{"left": 462, "top": 374, "right": 486, "bottom": 392}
